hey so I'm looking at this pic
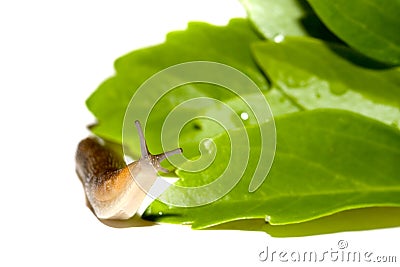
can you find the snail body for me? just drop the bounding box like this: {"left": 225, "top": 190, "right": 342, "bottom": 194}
{"left": 75, "top": 121, "right": 182, "bottom": 220}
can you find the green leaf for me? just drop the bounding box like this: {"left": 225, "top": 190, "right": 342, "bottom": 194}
{"left": 307, "top": 0, "right": 400, "bottom": 65}
{"left": 239, "top": 0, "right": 339, "bottom": 41}
{"left": 209, "top": 207, "right": 400, "bottom": 237}
{"left": 251, "top": 37, "right": 400, "bottom": 130}
{"left": 177, "top": 88, "right": 300, "bottom": 148}
{"left": 144, "top": 109, "right": 400, "bottom": 228}
{"left": 86, "top": 19, "right": 268, "bottom": 145}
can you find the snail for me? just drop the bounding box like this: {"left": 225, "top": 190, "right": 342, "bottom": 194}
{"left": 75, "top": 120, "right": 182, "bottom": 220}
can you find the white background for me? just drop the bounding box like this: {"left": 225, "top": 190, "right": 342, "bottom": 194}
{"left": 0, "top": 0, "right": 399, "bottom": 266}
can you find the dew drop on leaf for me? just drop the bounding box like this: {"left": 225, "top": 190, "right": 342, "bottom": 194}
{"left": 273, "top": 33, "right": 284, "bottom": 43}
{"left": 240, "top": 112, "right": 249, "bottom": 121}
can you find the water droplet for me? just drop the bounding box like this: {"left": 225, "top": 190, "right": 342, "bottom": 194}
{"left": 265, "top": 215, "right": 271, "bottom": 222}
{"left": 202, "top": 138, "right": 214, "bottom": 153}
{"left": 273, "top": 34, "right": 284, "bottom": 43}
{"left": 330, "top": 86, "right": 348, "bottom": 95}
{"left": 158, "top": 211, "right": 163, "bottom": 216}
{"left": 240, "top": 112, "right": 249, "bottom": 121}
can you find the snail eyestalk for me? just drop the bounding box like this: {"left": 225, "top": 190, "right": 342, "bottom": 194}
{"left": 134, "top": 120, "right": 183, "bottom": 173}
{"left": 135, "top": 120, "right": 150, "bottom": 158}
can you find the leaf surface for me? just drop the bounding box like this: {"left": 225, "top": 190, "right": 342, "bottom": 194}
{"left": 307, "top": 0, "right": 400, "bottom": 64}
{"left": 86, "top": 19, "right": 268, "bottom": 145}
{"left": 144, "top": 109, "right": 400, "bottom": 228}
{"left": 240, "top": 0, "right": 338, "bottom": 41}
{"left": 252, "top": 37, "right": 400, "bottom": 129}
